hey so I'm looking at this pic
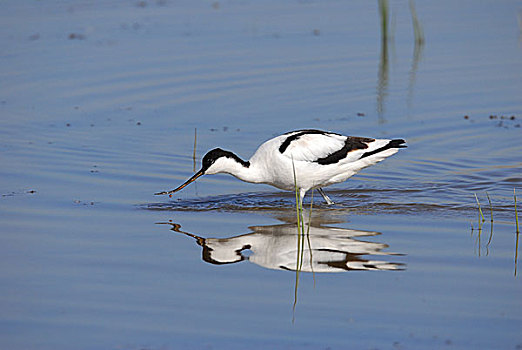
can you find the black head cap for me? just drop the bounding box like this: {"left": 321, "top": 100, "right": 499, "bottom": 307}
{"left": 201, "top": 148, "right": 250, "bottom": 172}
{"left": 202, "top": 148, "right": 230, "bottom": 171}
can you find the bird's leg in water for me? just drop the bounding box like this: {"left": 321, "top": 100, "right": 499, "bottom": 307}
{"left": 318, "top": 188, "right": 334, "bottom": 205}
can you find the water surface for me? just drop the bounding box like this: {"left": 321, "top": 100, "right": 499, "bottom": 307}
{"left": 1, "top": 1, "right": 521, "bottom": 349}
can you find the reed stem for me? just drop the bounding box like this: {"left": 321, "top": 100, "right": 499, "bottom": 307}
{"left": 474, "top": 193, "right": 485, "bottom": 223}
{"left": 192, "top": 128, "right": 197, "bottom": 172}
{"left": 513, "top": 188, "right": 520, "bottom": 234}
{"left": 486, "top": 192, "right": 493, "bottom": 223}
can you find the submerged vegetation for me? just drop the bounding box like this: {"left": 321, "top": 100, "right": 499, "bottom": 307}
{"left": 377, "top": 0, "right": 425, "bottom": 118}
{"left": 515, "top": 188, "right": 519, "bottom": 234}
{"left": 486, "top": 192, "right": 493, "bottom": 223}
{"left": 193, "top": 128, "right": 197, "bottom": 172}
{"left": 472, "top": 190, "right": 520, "bottom": 275}
{"left": 408, "top": 0, "right": 424, "bottom": 45}
{"left": 515, "top": 189, "right": 520, "bottom": 276}
{"left": 474, "top": 193, "right": 486, "bottom": 226}
{"left": 472, "top": 193, "right": 491, "bottom": 257}
{"left": 291, "top": 158, "right": 315, "bottom": 320}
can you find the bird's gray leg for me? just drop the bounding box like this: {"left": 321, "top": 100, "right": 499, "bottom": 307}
{"left": 317, "top": 188, "right": 334, "bottom": 205}
{"left": 299, "top": 189, "right": 307, "bottom": 210}
{"left": 299, "top": 188, "right": 312, "bottom": 225}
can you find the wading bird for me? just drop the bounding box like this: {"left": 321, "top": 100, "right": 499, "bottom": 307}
{"left": 155, "top": 129, "right": 406, "bottom": 205}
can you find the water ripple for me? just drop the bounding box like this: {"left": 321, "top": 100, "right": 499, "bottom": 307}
{"left": 143, "top": 186, "right": 516, "bottom": 220}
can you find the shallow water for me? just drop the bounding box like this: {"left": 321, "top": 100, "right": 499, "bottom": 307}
{"left": 1, "top": 0, "right": 522, "bottom": 349}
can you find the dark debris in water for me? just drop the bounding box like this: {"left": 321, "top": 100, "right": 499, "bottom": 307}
{"left": 136, "top": 0, "right": 167, "bottom": 8}
{"left": 68, "top": 33, "right": 86, "bottom": 40}
{"left": 464, "top": 114, "right": 520, "bottom": 128}
{"left": 73, "top": 200, "right": 96, "bottom": 206}
{"left": 2, "top": 189, "right": 37, "bottom": 197}
{"left": 209, "top": 126, "right": 240, "bottom": 132}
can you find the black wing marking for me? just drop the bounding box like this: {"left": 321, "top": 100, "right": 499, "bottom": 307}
{"left": 279, "top": 129, "right": 340, "bottom": 154}
{"left": 316, "top": 136, "right": 375, "bottom": 165}
{"left": 278, "top": 130, "right": 405, "bottom": 165}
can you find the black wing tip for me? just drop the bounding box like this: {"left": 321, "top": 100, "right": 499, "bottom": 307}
{"left": 390, "top": 139, "right": 407, "bottom": 148}
{"left": 359, "top": 139, "right": 406, "bottom": 159}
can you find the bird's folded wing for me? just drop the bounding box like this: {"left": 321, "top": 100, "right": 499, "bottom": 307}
{"left": 281, "top": 132, "right": 375, "bottom": 164}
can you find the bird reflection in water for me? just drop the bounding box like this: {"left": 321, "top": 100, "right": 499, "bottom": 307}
{"left": 157, "top": 217, "right": 405, "bottom": 273}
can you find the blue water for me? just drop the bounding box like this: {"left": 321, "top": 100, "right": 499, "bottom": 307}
{"left": 1, "top": 1, "right": 521, "bottom": 349}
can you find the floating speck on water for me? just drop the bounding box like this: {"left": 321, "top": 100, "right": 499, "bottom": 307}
{"left": 464, "top": 115, "right": 469, "bottom": 120}
{"left": 73, "top": 200, "right": 96, "bottom": 206}
{"left": 136, "top": 121, "right": 142, "bottom": 126}
{"left": 312, "top": 29, "right": 320, "bottom": 36}
{"left": 68, "top": 33, "right": 85, "bottom": 40}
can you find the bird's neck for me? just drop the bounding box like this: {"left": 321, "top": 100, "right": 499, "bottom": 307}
{"left": 220, "top": 156, "right": 265, "bottom": 184}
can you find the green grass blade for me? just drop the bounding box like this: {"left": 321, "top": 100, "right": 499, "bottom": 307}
{"left": 485, "top": 192, "right": 494, "bottom": 250}
{"left": 486, "top": 192, "right": 493, "bottom": 223}
{"left": 292, "top": 157, "right": 302, "bottom": 321}
{"left": 513, "top": 188, "right": 520, "bottom": 234}
{"left": 475, "top": 193, "right": 485, "bottom": 223}
{"left": 306, "top": 189, "right": 316, "bottom": 286}
{"left": 192, "top": 128, "right": 197, "bottom": 172}
{"left": 409, "top": 0, "right": 425, "bottom": 45}
{"left": 515, "top": 188, "right": 519, "bottom": 277}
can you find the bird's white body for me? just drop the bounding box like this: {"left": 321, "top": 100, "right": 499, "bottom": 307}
{"left": 156, "top": 129, "right": 406, "bottom": 204}
{"left": 205, "top": 130, "right": 403, "bottom": 198}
